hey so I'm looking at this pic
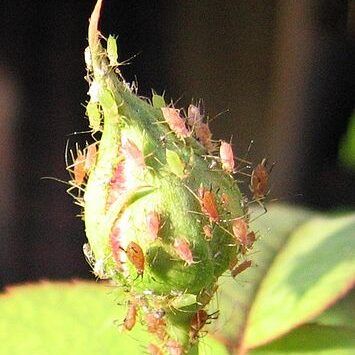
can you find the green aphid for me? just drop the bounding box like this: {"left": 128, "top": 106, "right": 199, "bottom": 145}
{"left": 107, "top": 35, "right": 119, "bottom": 67}
{"left": 86, "top": 101, "right": 102, "bottom": 132}
{"left": 99, "top": 88, "right": 119, "bottom": 116}
{"left": 152, "top": 92, "right": 166, "bottom": 109}
{"left": 166, "top": 149, "right": 185, "bottom": 178}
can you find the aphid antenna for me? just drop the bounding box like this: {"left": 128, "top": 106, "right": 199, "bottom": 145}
{"left": 117, "top": 51, "right": 142, "bottom": 68}
{"left": 152, "top": 156, "right": 166, "bottom": 169}
{"left": 40, "top": 176, "right": 71, "bottom": 187}
{"left": 248, "top": 207, "right": 268, "bottom": 223}
{"left": 171, "top": 94, "right": 184, "bottom": 108}
{"left": 223, "top": 211, "right": 250, "bottom": 224}
{"left": 66, "top": 130, "right": 93, "bottom": 137}
{"left": 208, "top": 108, "right": 230, "bottom": 123}
{"left": 186, "top": 210, "right": 207, "bottom": 220}
{"left": 247, "top": 198, "right": 267, "bottom": 216}
{"left": 235, "top": 156, "right": 253, "bottom": 166}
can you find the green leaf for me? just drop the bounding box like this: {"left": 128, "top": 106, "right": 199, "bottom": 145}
{"left": 0, "top": 282, "right": 228, "bottom": 355}
{"left": 250, "top": 324, "right": 355, "bottom": 354}
{"left": 212, "top": 204, "right": 315, "bottom": 343}
{"left": 315, "top": 290, "right": 355, "bottom": 329}
{"left": 242, "top": 213, "right": 355, "bottom": 349}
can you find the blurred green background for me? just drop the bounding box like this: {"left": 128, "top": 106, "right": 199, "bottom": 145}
{"left": 0, "top": 0, "right": 354, "bottom": 288}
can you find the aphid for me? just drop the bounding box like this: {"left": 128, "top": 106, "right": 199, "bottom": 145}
{"left": 93, "top": 258, "right": 108, "bottom": 279}
{"left": 231, "top": 218, "right": 248, "bottom": 247}
{"left": 166, "top": 149, "right": 185, "bottom": 178}
{"left": 189, "top": 310, "right": 209, "bottom": 341}
{"left": 203, "top": 224, "right": 213, "bottom": 240}
{"left": 187, "top": 103, "right": 203, "bottom": 126}
{"left": 84, "top": 143, "right": 97, "bottom": 172}
{"left": 197, "top": 284, "right": 218, "bottom": 307}
{"left": 220, "top": 192, "right": 229, "bottom": 207}
{"left": 229, "top": 254, "right": 239, "bottom": 271}
{"left": 123, "top": 301, "right": 137, "bottom": 331}
{"left": 126, "top": 241, "right": 145, "bottom": 276}
{"left": 73, "top": 150, "right": 86, "bottom": 186}
{"left": 161, "top": 107, "right": 190, "bottom": 139}
{"left": 220, "top": 141, "right": 235, "bottom": 173}
{"left": 84, "top": 46, "right": 93, "bottom": 71}
{"left": 87, "top": 80, "right": 100, "bottom": 103}
{"left": 146, "top": 211, "right": 160, "bottom": 241}
{"left": 195, "top": 122, "right": 214, "bottom": 152}
{"left": 231, "top": 260, "right": 252, "bottom": 278}
{"left": 250, "top": 158, "right": 273, "bottom": 200}
{"left": 107, "top": 35, "right": 119, "bottom": 67}
{"left": 121, "top": 138, "right": 146, "bottom": 171}
{"left": 147, "top": 343, "right": 163, "bottom": 355}
{"left": 152, "top": 92, "right": 166, "bottom": 109}
{"left": 244, "top": 231, "right": 256, "bottom": 252}
{"left": 83, "top": 243, "right": 95, "bottom": 268}
{"left": 86, "top": 101, "right": 102, "bottom": 132}
{"left": 109, "top": 224, "right": 123, "bottom": 270}
{"left": 174, "top": 238, "right": 194, "bottom": 266}
{"left": 146, "top": 312, "right": 166, "bottom": 340}
{"left": 166, "top": 339, "right": 183, "bottom": 355}
{"left": 198, "top": 186, "right": 219, "bottom": 222}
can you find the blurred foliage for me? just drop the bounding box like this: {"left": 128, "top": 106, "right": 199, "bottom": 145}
{"left": 339, "top": 112, "right": 355, "bottom": 170}
{"left": 1, "top": 205, "right": 354, "bottom": 354}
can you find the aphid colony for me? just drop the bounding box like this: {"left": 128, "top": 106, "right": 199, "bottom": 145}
{"left": 68, "top": 97, "right": 272, "bottom": 353}
{"left": 72, "top": 5, "right": 273, "bottom": 353}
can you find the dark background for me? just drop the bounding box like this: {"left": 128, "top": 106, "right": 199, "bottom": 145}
{"left": 0, "top": 0, "right": 354, "bottom": 288}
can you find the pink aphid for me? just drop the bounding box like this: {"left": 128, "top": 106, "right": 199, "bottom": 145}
{"left": 146, "top": 211, "right": 160, "bottom": 241}
{"left": 187, "top": 104, "right": 203, "bottom": 126}
{"left": 174, "top": 238, "right": 194, "bottom": 265}
{"left": 73, "top": 151, "right": 86, "bottom": 186}
{"left": 121, "top": 138, "right": 146, "bottom": 171}
{"left": 161, "top": 107, "right": 189, "bottom": 139}
{"left": 232, "top": 218, "right": 248, "bottom": 246}
{"left": 84, "top": 143, "right": 97, "bottom": 172}
{"left": 109, "top": 223, "right": 123, "bottom": 271}
{"left": 166, "top": 339, "right": 183, "bottom": 355}
{"left": 108, "top": 162, "right": 126, "bottom": 207}
{"left": 220, "top": 141, "right": 235, "bottom": 173}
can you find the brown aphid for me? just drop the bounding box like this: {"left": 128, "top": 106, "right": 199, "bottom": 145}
{"left": 203, "top": 224, "right": 213, "bottom": 240}
{"left": 126, "top": 241, "right": 145, "bottom": 276}
{"left": 198, "top": 186, "right": 219, "bottom": 222}
{"left": 189, "top": 309, "right": 219, "bottom": 342}
{"left": 147, "top": 343, "right": 164, "bottom": 355}
{"left": 197, "top": 284, "right": 218, "bottom": 307}
{"left": 231, "top": 260, "right": 252, "bottom": 278}
{"left": 244, "top": 231, "right": 256, "bottom": 252}
{"left": 229, "top": 254, "right": 239, "bottom": 271}
{"left": 250, "top": 158, "right": 273, "bottom": 200}
{"left": 220, "top": 192, "right": 230, "bottom": 207}
{"left": 189, "top": 310, "right": 209, "bottom": 341}
{"left": 146, "top": 312, "right": 166, "bottom": 340}
{"left": 123, "top": 301, "right": 137, "bottom": 331}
